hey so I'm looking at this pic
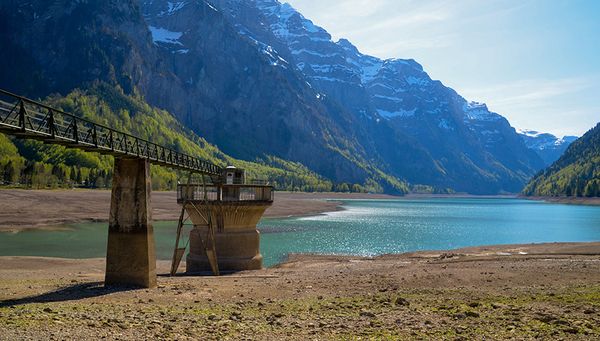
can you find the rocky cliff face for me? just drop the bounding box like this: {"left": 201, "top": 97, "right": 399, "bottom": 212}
{"left": 137, "top": 0, "right": 403, "bottom": 189}
{"left": 0, "top": 0, "right": 158, "bottom": 95}
{"left": 0, "top": 0, "right": 412, "bottom": 192}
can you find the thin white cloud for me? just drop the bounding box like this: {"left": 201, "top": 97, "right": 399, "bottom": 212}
{"left": 462, "top": 77, "right": 598, "bottom": 108}
{"left": 332, "top": 0, "right": 390, "bottom": 18}
{"left": 460, "top": 76, "right": 600, "bottom": 136}
{"left": 293, "top": 0, "right": 526, "bottom": 58}
{"left": 367, "top": 10, "right": 450, "bottom": 30}
{"left": 366, "top": 34, "right": 456, "bottom": 55}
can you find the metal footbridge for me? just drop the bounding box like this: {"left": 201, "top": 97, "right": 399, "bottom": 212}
{"left": 0, "top": 88, "right": 222, "bottom": 181}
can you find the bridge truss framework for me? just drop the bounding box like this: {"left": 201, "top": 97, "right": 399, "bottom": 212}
{"left": 0, "top": 89, "right": 222, "bottom": 182}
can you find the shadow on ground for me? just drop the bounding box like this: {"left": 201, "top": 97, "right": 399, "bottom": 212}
{"left": 0, "top": 282, "right": 141, "bottom": 308}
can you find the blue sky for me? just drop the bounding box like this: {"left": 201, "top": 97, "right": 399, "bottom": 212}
{"left": 283, "top": 0, "right": 600, "bottom": 137}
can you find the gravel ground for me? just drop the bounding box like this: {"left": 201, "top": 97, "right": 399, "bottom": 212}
{"left": 1, "top": 243, "right": 599, "bottom": 340}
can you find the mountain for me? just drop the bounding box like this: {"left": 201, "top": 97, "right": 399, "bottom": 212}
{"left": 522, "top": 123, "right": 600, "bottom": 197}
{"left": 518, "top": 130, "right": 578, "bottom": 165}
{"left": 212, "top": 0, "right": 546, "bottom": 193}
{"left": 0, "top": 0, "right": 409, "bottom": 193}
{"left": 0, "top": 0, "right": 547, "bottom": 194}
{"left": 138, "top": 0, "right": 432, "bottom": 193}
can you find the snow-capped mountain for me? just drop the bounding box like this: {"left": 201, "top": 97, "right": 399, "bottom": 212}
{"left": 518, "top": 130, "right": 578, "bottom": 165}
{"left": 212, "top": 0, "right": 545, "bottom": 193}
{"left": 141, "top": 0, "right": 452, "bottom": 193}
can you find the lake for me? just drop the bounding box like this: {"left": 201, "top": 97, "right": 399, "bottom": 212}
{"left": 1, "top": 197, "right": 599, "bottom": 267}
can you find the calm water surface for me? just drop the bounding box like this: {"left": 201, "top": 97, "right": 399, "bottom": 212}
{"left": 1, "top": 198, "right": 599, "bottom": 267}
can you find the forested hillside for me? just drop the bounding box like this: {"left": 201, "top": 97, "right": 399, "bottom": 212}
{"left": 521, "top": 123, "right": 600, "bottom": 197}
{"left": 0, "top": 86, "right": 364, "bottom": 193}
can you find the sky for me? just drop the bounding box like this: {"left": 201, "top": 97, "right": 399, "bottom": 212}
{"left": 282, "top": 0, "right": 600, "bottom": 138}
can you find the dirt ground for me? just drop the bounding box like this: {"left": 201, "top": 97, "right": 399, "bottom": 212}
{"left": 0, "top": 189, "right": 599, "bottom": 340}
{"left": 0, "top": 189, "right": 399, "bottom": 229}
{"left": 1, "top": 243, "right": 599, "bottom": 340}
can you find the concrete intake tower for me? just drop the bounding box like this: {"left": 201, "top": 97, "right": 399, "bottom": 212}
{"left": 176, "top": 167, "right": 273, "bottom": 273}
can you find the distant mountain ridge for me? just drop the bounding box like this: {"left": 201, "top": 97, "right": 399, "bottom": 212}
{"left": 518, "top": 129, "right": 578, "bottom": 165}
{"left": 0, "top": 0, "right": 550, "bottom": 194}
{"left": 522, "top": 123, "right": 600, "bottom": 197}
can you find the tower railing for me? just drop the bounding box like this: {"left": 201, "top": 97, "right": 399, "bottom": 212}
{"left": 177, "top": 183, "right": 274, "bottom": 203}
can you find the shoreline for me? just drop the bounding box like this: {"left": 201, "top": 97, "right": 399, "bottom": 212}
{"left": 0, "top": 189, "right": 402, "bottom": 230}
{"left": 1, "top": 241, "right": 599, "bottom": 272}
{"left": 519, "top": 195, "right": 600, "bottom": 206}
{"left": 2, "top": 188, "right": 599, "bottom": 230}
{"left": 262, "top": 192, "right": 404, "bottom": 218}
{"left": 2, "top": 241, "right": 599, "bottom": 283}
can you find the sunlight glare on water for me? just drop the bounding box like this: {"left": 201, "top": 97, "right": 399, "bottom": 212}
{"left": 258, "top": 198, "right": 600, "bottom": 266}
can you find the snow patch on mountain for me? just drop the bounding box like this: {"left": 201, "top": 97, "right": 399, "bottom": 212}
{"left": 463, "top": 101, "right": 500, "bottom": 122}
{"left": 291, "top": 49, "right": 341, "bottom": 58}
{"left": 164, "top": 2, "right": 187, "bottom": 15}
{"left": 373, "top": 94, "right": 403, "bottom": 103}
{"left": 312, "top": 76, "right": 354, "bottom": 84}
{"left": 149, "top": 26, "right": 184, "bottom": 46}
{"left": 377, "top": 108, "right": 416, "bottom": 118}
{"left": 518, "top": 129, "right": 577, "bottom": 150}
{"left": 517, "top": 129, "right": 579, "bottom": 165}
{"left": 245, "top": 35, "right": 289, "bottom": 69}
{"left": 258, "top": 0, "right": 329, "bottom": 41}
{"left": 438, "top": 118, "right": 453, "bottom": 130}
{"left": 481, "top": 130, "right": 500, "bottom": 135}
{"left": 360, "top": 61, "right": 384, "bottom": 83}
{"left": 405, "top": 76, "right": 428, "bottom": 87}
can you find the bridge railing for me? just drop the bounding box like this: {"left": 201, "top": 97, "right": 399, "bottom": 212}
{"left": 0, "top": 89, "right": 222, "bottom": 179}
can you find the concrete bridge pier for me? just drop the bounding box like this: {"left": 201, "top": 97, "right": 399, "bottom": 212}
{"left": 105, "top": 157, "right": 157, "bottom": 288}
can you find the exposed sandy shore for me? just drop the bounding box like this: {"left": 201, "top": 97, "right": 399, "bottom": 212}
{"left": 0, "top": 189, "right": 395, "bottom": 230}
{"left": 519, "top": 195, "right": 600, "bottom": 206}
{"left": 8, "top": 188, "right": 600, "bottom": 231}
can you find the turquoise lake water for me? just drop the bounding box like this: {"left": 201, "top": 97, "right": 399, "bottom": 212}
{"left": 1, "top": 198, "right": 599, "bottom": 267}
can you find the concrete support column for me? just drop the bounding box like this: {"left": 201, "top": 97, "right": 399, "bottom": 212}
{"left": 105, "top": 158, "right": 157, "bottom": 288}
